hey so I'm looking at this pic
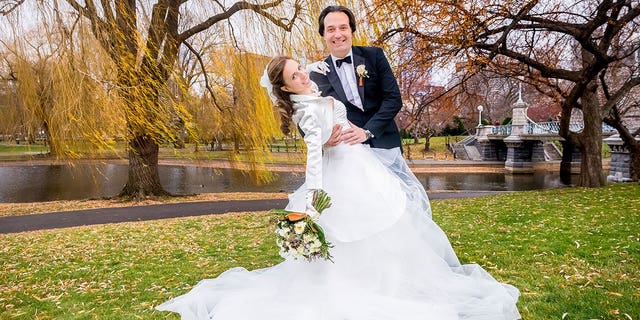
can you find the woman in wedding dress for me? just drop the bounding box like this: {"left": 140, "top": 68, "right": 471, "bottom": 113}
{"left": 156, "top": 56, "right": 521, "bottom": 319}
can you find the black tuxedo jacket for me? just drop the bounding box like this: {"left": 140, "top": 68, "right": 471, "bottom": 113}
{"left": 310, "top": 46, "right": 402, "bottom": 149}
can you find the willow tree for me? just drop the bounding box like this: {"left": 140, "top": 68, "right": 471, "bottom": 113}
{"left": 370, "top": 0, "right": 640, "bottom": 187}
{"left": 1, "top": 4, "right": 126, "bottom": 157}
{"left": 55, "top": 0, "right": 301, "bottom": 197}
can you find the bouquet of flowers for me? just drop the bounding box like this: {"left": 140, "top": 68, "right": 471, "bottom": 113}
{"left": 272, "top": 190, "right": 333, "bottom": 262}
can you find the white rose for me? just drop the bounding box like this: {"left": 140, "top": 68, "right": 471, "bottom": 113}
{"left": 294, "top": 221, "right": 307, "bottom": 235}
{"left": 356, "top": 64, "right": 369, "bottom": 78}
{"left": 277, "top": 227, "right": 290, "bottom": 237}
{"left": 303, "top": 233, "right": 315, "bottom": 243}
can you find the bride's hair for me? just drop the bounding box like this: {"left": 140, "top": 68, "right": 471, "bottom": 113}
{"left": 266, "top": 55, "right": 295, "bottom": 135}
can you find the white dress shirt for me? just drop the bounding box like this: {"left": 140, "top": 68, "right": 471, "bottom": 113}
{"left": 331, "top": 50, "right": 364, "bottom": 110}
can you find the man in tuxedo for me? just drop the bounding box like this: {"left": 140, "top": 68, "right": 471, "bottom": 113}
{"left": 308, "top": 5, "right": 431, "bottom": 219}
{"left": 309, "top": 5, "right": 403, "bottom": 155}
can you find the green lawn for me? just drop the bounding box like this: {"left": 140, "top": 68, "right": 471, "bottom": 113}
{"left": 0, "top": 144, "right": 49, "bottom": 153}
{"left": 0, "top": 184, "right": 638, "bottom": 319}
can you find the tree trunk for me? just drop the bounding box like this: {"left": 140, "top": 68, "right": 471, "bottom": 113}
{"left": 613, "top": 123, "right": 640, "bottom": 181}
{"left": 42, "top": 121, "right": 59, "bottom": 157}
{"left": 115, "top": 46, "right": 172, "bottom": 198}
{"left": 578, "top": 133, "right": 604, "bottom": 187}
{"left": 576, "top": 84, "right": 605, "bottom": 187}
{"left": 619, "top": 133, "right": 640, "bottom": 181}
{"left": 631, "top": 146, "right": 640, "bottom": 181}
{"left": 560, "top": 140, "right": 574, "bottom": 185}
{"left": 119, "top": 135, "right": 169, "bottom": 198}
{"left": 234, "top": 134, "right": 240, "bottom": 152}
{"left": 424, "top": 135, "right": 431, "bottom": 151}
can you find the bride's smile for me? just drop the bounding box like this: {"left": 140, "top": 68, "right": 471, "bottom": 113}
{"left": 280, "top": 60, "right": 314, "bottom": 95}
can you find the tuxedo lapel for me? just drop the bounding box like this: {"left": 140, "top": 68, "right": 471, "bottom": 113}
{"left": 324, "top": 56, "right": 349, "bottom": 103}
{"left": 352, "top": 49, "right": 365, "bottom": 106}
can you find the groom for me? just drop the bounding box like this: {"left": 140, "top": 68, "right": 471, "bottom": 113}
{"left": 309, "top": 5, "right": 403, "bottom": 155}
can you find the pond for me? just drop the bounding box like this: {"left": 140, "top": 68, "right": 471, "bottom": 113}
{"left": 0, "top": 163, "right": 573, "bottom": 203}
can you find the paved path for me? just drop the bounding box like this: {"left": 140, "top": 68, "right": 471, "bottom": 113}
{"left": 0, "top": 191, "right": 504, "bottom": 234}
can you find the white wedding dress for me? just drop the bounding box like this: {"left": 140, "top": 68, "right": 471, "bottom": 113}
{"left": 157, "top": 92, "right": 521, "bottom": 319}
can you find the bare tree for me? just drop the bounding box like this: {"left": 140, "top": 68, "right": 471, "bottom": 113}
{"left": 371, "top": 0, "right": 640, "bottom": 187}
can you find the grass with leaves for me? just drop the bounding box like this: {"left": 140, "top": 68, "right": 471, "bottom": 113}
{"left": 0, "top": 183, "right": 638, "bottom": 319}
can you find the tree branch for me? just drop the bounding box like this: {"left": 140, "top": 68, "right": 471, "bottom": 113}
{"left": 64, "top": 0, "right": 117, "bottom": 60}
{"left": 182, "top": 40, "right": 227, "bottom": 113}
{"left": 64, "top": 0, "right": 90, "bottom": 19}
{"left": 101, "top": 0, "right": 115, "bottom": 23}
{"left": 0, "top": 0, "right": 25, "bottom": 16}
{"left": 156, "top": 0, "right": 181, "bottom": 81}
{"left": 475, "top": 42, "right": 581, "bottom": 80}
{"left": 484, "top": 0, "right": 538, "bottom": 61}
{"left": 147, "top": 0, "right": 169, "bottom": 61}
{"left": 178, "top": 0, "right": 299, "bottom": 42}
{"left": 602, "top": 75, "right": 640, "bottom": 111}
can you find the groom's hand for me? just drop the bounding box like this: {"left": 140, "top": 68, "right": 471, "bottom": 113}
{"left": 324, "top": 124, "right": 343, "bottom": 147}
{"left": 341, "top": 121, "right": 368, "bottom": 145}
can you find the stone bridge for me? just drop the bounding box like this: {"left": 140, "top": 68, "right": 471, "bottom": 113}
{"left": 452, "top": 97, "right": 629, "bottom": 180}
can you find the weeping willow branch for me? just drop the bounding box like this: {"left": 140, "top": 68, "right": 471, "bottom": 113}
{"left": 182, "top": 40, "right": 226, "bottom": 113}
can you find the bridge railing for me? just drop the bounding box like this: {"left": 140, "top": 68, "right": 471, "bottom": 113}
{"left": 525, "top": 121, "right": 618, "bottom": 134}
{"left": 525, "top": 121, "right": 564, "bottom": 134}
{"left": 602, "top": 123, "right": 618, "bottom": 133}
{"left": 489, "top": 121, "right": 617, "bottom": 136}
{"left": 491, "top": 125, "right": 512, "bottom": 135}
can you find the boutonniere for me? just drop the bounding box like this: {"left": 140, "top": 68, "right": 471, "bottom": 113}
{"left": 356, "top": 64, "right": 369, "bottom": 87}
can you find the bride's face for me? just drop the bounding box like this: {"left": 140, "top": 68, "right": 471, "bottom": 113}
{"left": 280, "top": 59, "right": 313, "bottom": 95}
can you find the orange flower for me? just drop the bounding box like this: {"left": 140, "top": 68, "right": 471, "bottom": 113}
{"left": 285, "top": 212, "right": 307, "bottom": 221}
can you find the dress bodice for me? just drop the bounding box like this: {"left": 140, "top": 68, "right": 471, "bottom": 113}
{"left": 290, "top": 92, "right": 350, "bottom": 137}
{"left": 332, "top": 98, "right": 350, "bottom": 130}
{"left": 289, "top": 91, "right": 349, "bottom": 191}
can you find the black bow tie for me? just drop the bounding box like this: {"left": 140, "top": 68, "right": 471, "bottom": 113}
{"left": 335, "top": 56, "right": 352, "bottom": 68}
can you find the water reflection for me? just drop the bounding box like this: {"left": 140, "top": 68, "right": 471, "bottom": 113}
{"left": 0, "top": 164, "right": 570, "bottom": 203}
{"left": 419, "top": 171, "right": 573, "bottom": 191}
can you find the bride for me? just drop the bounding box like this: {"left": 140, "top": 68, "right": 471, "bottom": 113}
{"left": 156, "top": 56, "right": 521, "bottom": 319}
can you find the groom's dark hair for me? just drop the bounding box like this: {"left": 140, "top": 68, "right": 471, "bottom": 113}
{"left": 318, "top": 5, "right": 356, "bottom": 36}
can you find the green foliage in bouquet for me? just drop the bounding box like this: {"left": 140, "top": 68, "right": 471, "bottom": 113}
{"left": 311, "top": 189, "right": 332, "bottom": 213}
{"left": 272, "top": 190, "right": 333, "bottom": 262}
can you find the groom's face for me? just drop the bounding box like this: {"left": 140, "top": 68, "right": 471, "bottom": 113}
{"left": 322, "top": 11, "right": 353, "bottom": 58}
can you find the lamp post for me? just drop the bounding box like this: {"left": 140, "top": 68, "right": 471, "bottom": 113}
{"left": 476, "top": 105, "right": 484, "bottom": 127}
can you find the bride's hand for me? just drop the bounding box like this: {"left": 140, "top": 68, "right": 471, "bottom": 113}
{"left": 341, "top": 121, "right": 368, "bottom": 145}
{"left": 305, "top": 190, "right": 321, "bottom": 219}
{"left": 324, "top": 124, "right": 342, "bottom": 147}
{"left": 306, "top": 61, "right": 330, "bottom": 75}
